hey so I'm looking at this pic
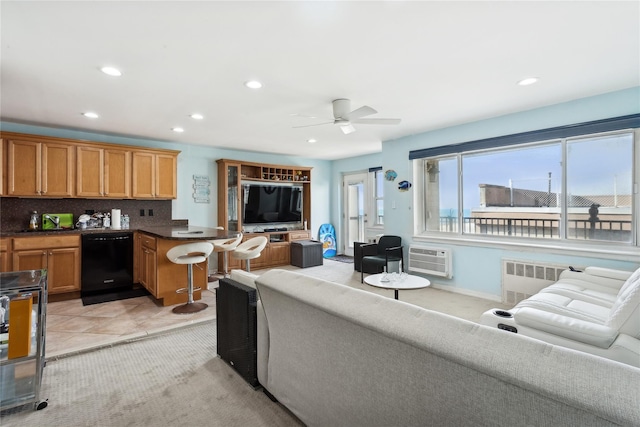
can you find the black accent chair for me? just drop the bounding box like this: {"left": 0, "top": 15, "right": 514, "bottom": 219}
{"left": 359, "top": 235, "right": 403, "bottom": 283}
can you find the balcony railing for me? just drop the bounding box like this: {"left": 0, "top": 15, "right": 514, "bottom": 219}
{"left": 439, "top": 216, "right": 631, "bottom": 241}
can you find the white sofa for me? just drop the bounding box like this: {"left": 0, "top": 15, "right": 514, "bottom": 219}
{"left": 250, "top": 269, "right": 640, "bottom": 426}
{"left": 480, "top": 266, "right": 640, "bottom": 367}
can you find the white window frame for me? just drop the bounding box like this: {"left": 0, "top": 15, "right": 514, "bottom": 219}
{"left": 412, "top": 128, "right": 640, "bottom": 260}
{"left": 371, "top": 169, "right": 384, "bottom": 227}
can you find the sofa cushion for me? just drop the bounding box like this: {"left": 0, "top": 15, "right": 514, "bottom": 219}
{"left": 514, "top": 307, "right": 618, "bottom": 348}
{"left": 539, "top": 278, "right": 618, "bottom": 307}
{"left": 606, "top": 268, "right": 640, "bottom": 339}
{"left": 515, "top": 292, "right": 610, "bottom": 323}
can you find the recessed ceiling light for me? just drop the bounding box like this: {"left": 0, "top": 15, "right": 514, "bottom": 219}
{"left": 244, "top": 80, "right": 263, "bottom": 89}
{"left": 307, "top": 139, "right": 317, "bottom": 144}
{"left": 82, "top": 112, "right": 99, "bottom": 119}
{"left": 190, "top": 113, "right": 204, "bottom": 120}
{"left": 100, "top": 66, "right": 122, "bottom": 77}
{"left": 172, "top": 127, "right": 184, "bottom": 133}
{"left": 517, "top": 77, "right": 539, "bottom": 86}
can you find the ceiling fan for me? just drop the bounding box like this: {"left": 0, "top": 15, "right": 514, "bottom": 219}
{"left": 293, "top": 99, "right": 401, "bottom": 135}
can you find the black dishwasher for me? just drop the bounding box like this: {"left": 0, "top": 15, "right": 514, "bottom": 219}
{"left": 81, "top": 232, "right": 134, "bottom": 295}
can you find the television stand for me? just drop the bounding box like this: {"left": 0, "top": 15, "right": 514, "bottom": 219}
{"left": 216, "top": 158, "right": 313, "bottom": 271}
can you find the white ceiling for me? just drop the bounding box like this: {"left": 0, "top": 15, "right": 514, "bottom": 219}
{"left": 1, "top": 1, "right": 638, "bottom": 160}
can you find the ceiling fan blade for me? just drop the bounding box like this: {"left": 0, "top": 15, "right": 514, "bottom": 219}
{"left": 346, "top": 105, "right": 377, "bottom": 120}
{"left": 351, "top": 118, "right": 401, "bottom": 125}
{"left": 292, "top": 121, "right": 333, "bottom": 129}
{"left": 340, "top": 123, "right": 356, "bottom": 134}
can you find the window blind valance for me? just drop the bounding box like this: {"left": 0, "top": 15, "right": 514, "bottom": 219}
{"left": 408, "top": 114, "right": 640, "bottom": 160}
{"left": 369, "top": 166, "right": 382, "bottom": 172}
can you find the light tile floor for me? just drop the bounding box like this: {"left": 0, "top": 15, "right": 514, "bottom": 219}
{"left": 46, "top": 287, "right": 218, "bottom": 358}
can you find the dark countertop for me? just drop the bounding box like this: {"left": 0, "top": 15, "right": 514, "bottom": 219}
{"left": 138, "top": 225, "right": 239, "bottom": 240}
{"left": 1, "top": 227, "right": 133, "bottom": 237}
{"left": 1, "top": 225, "right": 238, "bottom": 240}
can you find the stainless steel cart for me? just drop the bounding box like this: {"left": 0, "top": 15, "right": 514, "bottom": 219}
{"left": 0, "top": 269, "right": 48, "bottom": 411}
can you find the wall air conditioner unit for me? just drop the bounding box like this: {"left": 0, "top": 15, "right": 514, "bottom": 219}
{"left": 408, "top": 245, "right": 452, "bottom": 278}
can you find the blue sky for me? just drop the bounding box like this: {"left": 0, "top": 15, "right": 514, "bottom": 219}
{"left": 438, "top": 133, "right": 633, "bottom": 212}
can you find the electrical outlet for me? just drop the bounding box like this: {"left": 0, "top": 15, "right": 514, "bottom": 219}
{"left": 148, "top": 209, "right": 154, "bottom": 216}
{"left": 140, "top": 209, "right": 145, "bottom": 216}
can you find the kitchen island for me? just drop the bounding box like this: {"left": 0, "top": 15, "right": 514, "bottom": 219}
{"left": 135, "top": 226, "right": 239, "bottom": 306}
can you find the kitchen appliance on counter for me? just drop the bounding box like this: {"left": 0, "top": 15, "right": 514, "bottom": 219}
{"left": 81, "top": 232, "right": 134, "bottom": 296}
{"left": 76, "top": 214, "right": 91, "bottom": 229}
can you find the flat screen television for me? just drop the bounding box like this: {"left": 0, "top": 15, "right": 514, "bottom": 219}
{"left": 242, "top": 183, "right": 303, "bottom": 225}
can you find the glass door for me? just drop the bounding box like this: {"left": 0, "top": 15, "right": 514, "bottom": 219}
{"left": 227, "top": 164, "right": 239, "bottom": 232}
{"left": 342, "top": 172, "right": 368, "bottom": 256}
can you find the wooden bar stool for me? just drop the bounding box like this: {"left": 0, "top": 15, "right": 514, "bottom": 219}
{"left": 166, "top": 242, "right": 214, "bottom": 314}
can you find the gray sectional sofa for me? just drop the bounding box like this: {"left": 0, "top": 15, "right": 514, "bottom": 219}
{"left": 251, "top": 269, "right": 640, "bottom": 426}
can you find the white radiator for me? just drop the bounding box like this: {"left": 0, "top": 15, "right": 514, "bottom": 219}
{"left": 408, "top": 245, "right": 452, "bottom": 278}
{"left": 501, "top": 259, "right": 576, "bottom": 305}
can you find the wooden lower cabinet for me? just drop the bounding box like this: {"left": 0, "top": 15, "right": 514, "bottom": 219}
{"left": 258, "top": 241, "right": 289, "bottom": 268}
{"left": 134, "top": 232, "right": 207, "bottom": 306}
{"left": 223, "top": 230, "right": 311, "bottom": 272}
{"left": 12, "top": 235, "right": 81, "bottom": 294}
{"left": 0, "top": 238, "right": 10, "bottom": 272}
{"left": 137, "top": 233, "right": 158, "bottom": 296}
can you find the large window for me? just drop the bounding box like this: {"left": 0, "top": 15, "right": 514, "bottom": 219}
{"left": 416, "top": 130, "right": 636, "bottom": 245}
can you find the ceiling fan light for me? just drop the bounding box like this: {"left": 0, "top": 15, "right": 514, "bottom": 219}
{"left": 100, "top": 66, "right": 122, "bottom": 77}
{"left": 244, "top": 80, "right": 263, "bottom": 89}
{"left": 517, "top": 77, "right": 538, "bottom": 86}
{"left": 340, "top": 124, "right": 356, "bottom": 135}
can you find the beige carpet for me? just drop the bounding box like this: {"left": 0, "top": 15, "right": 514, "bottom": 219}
{"left": 1, "top": 260, "right": 507, "bottom": 426}
{"left": 275, "top": 259, "right": 511, "bottom": 323}
{"left": 1, "top": 322, "right": 303, "bottom": 427}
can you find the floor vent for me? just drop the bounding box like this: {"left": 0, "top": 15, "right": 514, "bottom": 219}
{"left": 408, "top": 246, "right": 452, "bottom": 278}
{"left": 502, "top": 259, "right": 573, "bottom": 305}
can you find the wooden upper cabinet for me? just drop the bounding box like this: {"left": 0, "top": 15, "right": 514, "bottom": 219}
{"left": 2, "top": 132, "right": 178, "bottom": 200}
{"left": 132, "top": 151, "right": 155, "bottom": 198}
{"left": 132, "top": 151, "right": 177, "bottom": 199}
{"left": 105, "top": 149, "right": 131, "bottom": 198}
{"left": 7, "top": 138, "right": 74, "bottom": 197}
{"left": 77, "top": 145, "right": 131, "bottom": 198}
{"left": 76, "top": 145, "right": 104, "bottom": 197}
{"left": 155, "top": 153, "right": 177, "bottom": 199}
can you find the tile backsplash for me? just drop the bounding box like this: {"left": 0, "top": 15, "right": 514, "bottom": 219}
{"left": 0, "top": 197, "right": 173, "bottom": 231}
